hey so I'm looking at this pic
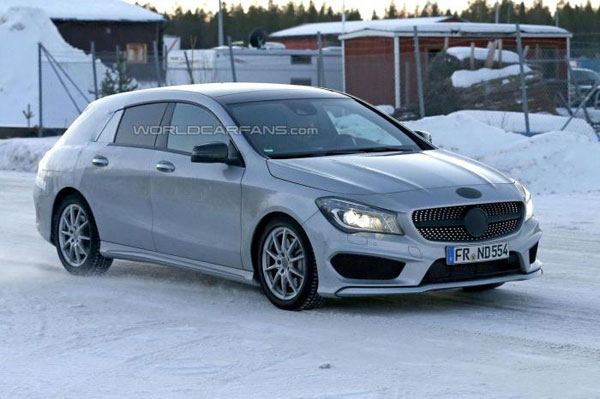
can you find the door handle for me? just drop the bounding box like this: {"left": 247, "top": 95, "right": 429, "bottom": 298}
{"left": 92, "top": 155, "right": 109, "bottom": 167}
{"left": 156, "top": 161, "right": 176, "bottom": 173}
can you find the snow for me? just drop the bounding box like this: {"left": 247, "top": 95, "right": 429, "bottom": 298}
{"left": 273, "top": 17, "right": 569, "bottom": 38}
{"left": 0, "top": 0, "right": 164, "bottom": 22}
{"left": 0, "top": 7, "right": 109, "bottom": 129}
{"left": 375, "top": 104, "right": 394, "bottom": 115}
{"left": 405, "top": 111, "right": 600, "bottom": 194}
{"left": 0, "top": 170, "right": 599, "bottom": 397}
{"left": 451, "top": 64, "right": 530, "bottom": 88}
{"left": 456, "top": 110, "right": 597, "bottom": 137}
{"left": 270, "top": 16, "right": 451, "bottom": 37}
{"left": 0, "top": 136, "right": 58, "bottom": 172}
{"left": 447, "top": 46, "right": 520, "bottom": 64}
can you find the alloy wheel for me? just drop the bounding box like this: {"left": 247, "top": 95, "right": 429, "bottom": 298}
{"left": 58, "top": 204, "right": 92, "bottom": 267}
{"left": 261, "top": 227, "right": 306, "bottom": 300}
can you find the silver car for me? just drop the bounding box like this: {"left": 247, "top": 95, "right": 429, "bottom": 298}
{"left": 34, "top": 83, "right": 542, "bottom": 310}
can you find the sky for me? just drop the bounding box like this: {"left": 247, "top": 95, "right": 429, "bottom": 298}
{"left": 125, "top": 0, "right": 596, "bottom": 18}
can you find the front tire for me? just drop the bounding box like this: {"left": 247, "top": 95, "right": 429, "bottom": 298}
{"left": 54, "top": 194, "right": 112, "bottom": 276}
{"left": 256, "top": 218, "right": 324, "bottom": 310}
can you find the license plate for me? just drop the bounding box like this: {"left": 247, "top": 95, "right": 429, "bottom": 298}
{"left": 446, "top": 242, "right": 509, "bottom": 265}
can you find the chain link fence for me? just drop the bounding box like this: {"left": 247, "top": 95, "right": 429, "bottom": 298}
{"left": 33, "top": 34, "right": 600, "bottom": 136}
{"left": 345, "top": 32, "right": 582, "bottom": 135}
{"left": 36, "top": 41, "right": 342, "bottom": 134}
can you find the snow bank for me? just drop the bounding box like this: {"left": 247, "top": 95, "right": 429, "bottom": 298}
{"left": 455, "top": 110, "right": 597, "bottom": 137}
{"left": 480, "top": 130, "right": 600, "bottom": 194}
{"left": 405, "top": 112, "right": 521, "bottom": 157}
{"left": 451, "top": 65, "right": 529, "bottom": 88}
{"left": 406, "top": 112, "right": 600, "bottom": 194}
{"left": 0, "top": 137, "right": 58, "bottom": 172}
{"left": 0, "top": 7, "right": 108, "bottom": 129}
{"left": 447, "top": 46, "right": 520, "bottom": 64}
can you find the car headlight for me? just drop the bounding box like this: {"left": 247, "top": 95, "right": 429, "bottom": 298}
{"left": 514, "top": 180, "right": 533, "bottom": 221}
{"left": 315, "top": 197, "right": 403, "bottom": 235}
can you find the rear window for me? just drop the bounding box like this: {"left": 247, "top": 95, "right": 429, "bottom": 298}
{"left": 114, "top": 103, "right": 168, "bottom": 147}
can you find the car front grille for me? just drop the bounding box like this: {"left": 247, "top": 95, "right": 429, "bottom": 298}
{"left": 420, "top": 252, "right": 522, "bottom": 285}
{"left": 412, "top": 201, "right": 523, "bottom": 242}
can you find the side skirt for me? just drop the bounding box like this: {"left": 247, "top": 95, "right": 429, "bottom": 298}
{"left": 100, "top": 241, "right": 257, "bottom": 286}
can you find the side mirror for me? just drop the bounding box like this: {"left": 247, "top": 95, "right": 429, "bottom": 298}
{"left": 191, "top": 142, "right": 229, "bottom": 163}
{"left": 414, "top": 130, "right": 433, "bottom": 144}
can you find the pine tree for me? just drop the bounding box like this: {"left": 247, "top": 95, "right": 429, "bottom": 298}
{"left": 100, "top": 54, "right": 137, "bottom": 97}
{"left": 385, "top": 1, "right": 398, "bottom": 18}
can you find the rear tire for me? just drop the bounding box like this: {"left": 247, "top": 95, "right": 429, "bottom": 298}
{"left": 256, "top": 217, "right": 324, "bottom": 311}
{"left": 53, "top": 194, "right": 112, "bottom": 276}
{"left": 462, "top": 282, "right": 504, "bottom": 292}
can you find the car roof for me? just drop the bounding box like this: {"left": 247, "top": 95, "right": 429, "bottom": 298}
{"left": 172, "top": 83, "right": 347, "bottom": 104}
{"left": 91, "top": 83, "right": 349, "bottom": 113}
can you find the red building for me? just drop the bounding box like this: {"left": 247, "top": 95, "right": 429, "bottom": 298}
{"left": 270, "top": 18, "right": 571, "bottom": 108}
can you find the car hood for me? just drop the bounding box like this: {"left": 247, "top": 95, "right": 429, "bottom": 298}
{"left": 267, "top": 149, "right": 512, "bottom": 195}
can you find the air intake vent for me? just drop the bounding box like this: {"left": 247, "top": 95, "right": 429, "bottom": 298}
{"left": 331, "top": 254, "right": 405, "bottom": 280}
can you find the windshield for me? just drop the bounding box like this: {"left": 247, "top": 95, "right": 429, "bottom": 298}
{"left": 227, "top": 98, "right": 422, "bottom": 158}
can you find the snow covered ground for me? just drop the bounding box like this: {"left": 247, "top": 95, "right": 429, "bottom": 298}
{"left": 0, "top": 171, "right": 599, "bottom": 398}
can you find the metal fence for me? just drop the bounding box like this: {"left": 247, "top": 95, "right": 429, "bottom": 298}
{"left": 36, "top": 39, "right": 340, "bottom": 135}
{"left": 34, "top": 31, "right": 600, "bottom": 136}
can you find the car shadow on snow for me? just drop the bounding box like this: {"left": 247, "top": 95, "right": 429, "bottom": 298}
{"left": 320, "top": 286, "right": 546, "bottom": 317}
{"left": 99, "top": 259, "right": 546, "bottom": 315}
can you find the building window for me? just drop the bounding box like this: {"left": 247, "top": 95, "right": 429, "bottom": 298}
{"left": 291, "top": 55, "right": 312, "bottom": 65}
{"left": 126, "top": 43, "right": 147, "bottom": 64}
{"left": 290, "top": 78, "right": 312, "bottom": 86}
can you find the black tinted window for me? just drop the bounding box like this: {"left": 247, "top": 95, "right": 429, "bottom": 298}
{"left": 167, "top": 103, "right": 227, "bottom": 153}
{"left": 115, "top": 103, "right": 168, "bottom": 147}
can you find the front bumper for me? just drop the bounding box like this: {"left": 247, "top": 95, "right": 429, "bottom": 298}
{"left": 303, "top": 210, "right": 542, "bottom": 298}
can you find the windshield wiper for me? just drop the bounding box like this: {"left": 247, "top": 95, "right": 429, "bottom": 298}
{"left": 269, "top": 148, "right": 365, "bottom": 159}
{"left": 357, "top": 146, "right": 415, "bottom": 153}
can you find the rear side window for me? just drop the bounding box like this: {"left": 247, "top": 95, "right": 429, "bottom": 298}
{"left": 114, "top": 103, "right": 168, "bottom": 147}
{"left": 96, "top": 110, "right": 123, "bottom": 143}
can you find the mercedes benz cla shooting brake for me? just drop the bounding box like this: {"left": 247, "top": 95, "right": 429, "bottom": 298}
{"left": 34, "top": 83, "right": 542, "bottom": 310}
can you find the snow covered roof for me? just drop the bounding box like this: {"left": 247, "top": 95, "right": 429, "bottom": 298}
{"left": 339, "top": 21, "right": 570, "bottom": 39}
{"left": 270, "top": 17, "right": 570, "bottom": 39}
{"left": 0, "top": 0, "right": 164, "bottom": 22}
{"left": 270, "top": 17, "right": 462, "bottom": 37}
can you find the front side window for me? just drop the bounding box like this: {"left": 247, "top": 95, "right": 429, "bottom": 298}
{"left": 227, "top": 98, "right": 421, "bottom": 158}
{"left": 167, "top": 103, "right": 227, "bottom": 153}
{"left": 114, "top": 103, "right": 168, "bottom": 147}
